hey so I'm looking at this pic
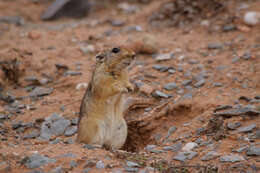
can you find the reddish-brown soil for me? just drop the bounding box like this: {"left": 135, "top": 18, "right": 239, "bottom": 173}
{"left": 0, "top": 0, "right": 259, "bottom": 172}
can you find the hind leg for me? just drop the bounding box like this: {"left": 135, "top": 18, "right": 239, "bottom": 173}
{"left": 77, "top": 117, "right": 104, "bottom": 145}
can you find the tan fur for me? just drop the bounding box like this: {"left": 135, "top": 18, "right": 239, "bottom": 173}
{"left": 77, "top": 47, "right": 135, "bottom": 149}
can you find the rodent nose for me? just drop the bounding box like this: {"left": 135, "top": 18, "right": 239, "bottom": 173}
{"left": 132, "top": 53, "right": 136, "bottom": 59}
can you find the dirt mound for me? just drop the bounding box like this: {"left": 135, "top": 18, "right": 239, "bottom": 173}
{"left": 149, "top": 0, "right": 225, "bottom": 26}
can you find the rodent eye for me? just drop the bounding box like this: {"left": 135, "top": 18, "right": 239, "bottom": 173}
{"left": 112, "top": 47, "right": 120, "bottom": 53}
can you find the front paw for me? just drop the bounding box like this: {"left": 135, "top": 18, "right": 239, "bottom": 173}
{"left": 126, "top": 82, "right": 134, "bottom": 92}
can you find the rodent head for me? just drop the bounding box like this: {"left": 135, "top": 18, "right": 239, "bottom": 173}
{"left": 95, "top": 46, "right": 135, "bottom": 73}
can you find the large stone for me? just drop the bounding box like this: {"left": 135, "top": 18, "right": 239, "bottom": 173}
{"left": 24, "top": 154, "right": 56, "bottom": 169}
{"left": 220, "top": 154, "right": 244, "bottom": 162}
{"left": 39, "top": 113, "right": 70, "bottom": 141}
{"left": 41, "top": 0, "right": 90, "bottom": 20}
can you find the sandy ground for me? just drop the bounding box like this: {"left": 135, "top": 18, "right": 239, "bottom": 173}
{"left": 0, "top": 0, "right": 260, "bottom": 172}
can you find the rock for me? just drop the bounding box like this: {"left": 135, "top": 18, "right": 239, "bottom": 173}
{"left": 232, "top": 56, "right": 240, "bottom": 63}
{"left": 201, "top": 151, "right": 219, "bottom": 161}
{"left": 76, "top": 83, "right": 88, "bottom": 90}
{"left": 150, "top": 150, "right": 164, "bottom": 154}
{"left": 131, "top": 34, "right": 158, "bottom": 54}
{"left": 41, "top": 0, "right": 90, "bottom": 20}
{"left": 0, "top": 161, "right": 9, "bottom": 172}
{"left": 237, "top": 124, "right": 256, "bottom": 133}
{"left": 165, "top": 126, "right": 177, "bottom": 139}
{"left": 227, "top": 122, "right": 241, "bottom": 130}
{"left": 24, "top": 154, "right": 56, "bottom": 169}
{"left": 163, "top": 142, "right": 182, "bottom": 152}
{"left": 64, "top": 126, "right": 77, "bottom": 136}
{"left": 0, "top": 16, "right": 24, "bottom": 26}
{"left": 126, "top": 161, "right": 139, "bottom": 167}
{"left": 118, "top": 3, "right": 139, "bottom": 13}
{"left": 163, "top": 82, "right": 178, "bottom": 91}
{"left": 96, "top": 161, "right": 105, "bottom": 169}
{"left": 11, "top": 121, "right": 23, "bottom": 130}
{"left": 80, "top": 45, "right": 95, "bottom": 55}
{"left": 242, "top": 51, "right": 252, "bottom": 60}
{"left": 177, "top": 89, "right": 184, "bottom": 94}
{"left": 194, "top": 79, "right": 205, "bottom": 88}
{"left": 82, "top": 168, "right": 91, "bottom": 173}
{"left": 139, "top": 167, "right": 155, "bottom": 173}
{"left": 123, "top": 25, "right": 143, "bottom": 33}
{"left": 55, "top": 63, "right": 69, "bottom": 71}
{"left": 64, "top": 71, "right": 82, "bottom": 76}
{"left": 71, "top": 117, "right": 79, "bottom": 125}
{"left": 173, "top": 152, "right": 198, "bottom": 162}
{"left": 24, "top": 76, "right": 39, "bottom": 83}
{"left": 235, "top": 146, "right": 248, "bottom": 153}
{"left": 125, "top": 167, "right": 139, "bottom": 172}
{"left": 24, "top": 130, "right": 40, "bottom": 139}
{"left": 69, "top": 160, "right": 77, "bottom": 168}
{"left": 29, "top": 87, "right": 53, "bottom": 97}
{"left": 208, "top": 43, "right": 223, "bottom": 49}
{"left": 152, "top": 65, "right": 170, "bottom": 72}
{"left": 222, "top": 24, "right": 237, "bottom": 32}
{"left": 138, "top": 83, "right": 154, "bottom": 95}
{"left": 110, "top": 19, "right": 125, "bottom": 27}
{"left": 168, "top": 69, "right": 176, "bottom": 74}
{"left": 145, "top": 145, "right": 157, "bottom": 151}
{"left": 246, "top": 146, "right": 260, "bottom": 156}
{"left": 182, "top": 79, "right": 192, "bottom": 86}
{"left": 26, "top": 170, "right": 46, "bottom": 173}
{"left": 155, "top": 53, "right": 173, "bottom": 61}
{"left": 182, "top": 142, "right": 198, "bottom": 151}
{"left": 188, "top": 59, "right": 199, "bottom": 64}
{"left": 152, "top": 90, "right": 169, "bottom": 98}
{"left": 244, "top": 11, "right": 260, "bottom": 26}
{"left": 220, "top": 154, "right": 244, "bottom": 162}
{"left": 213, "top": 82, "right": 223, "bottom": 87}
{"left": 51, "top": 166, "right": 63, "bottom": 173}
{"left": 182, "top": 92, "right": 192, "bottom": 99}
{"left": 250, "top": 130, "right": 260, "bottom": 139}
{"left": 39, "top": 113, "right": 70, "bottom": 141}
{"left": 213, "top": 108, "right": 260, "bottom": 117}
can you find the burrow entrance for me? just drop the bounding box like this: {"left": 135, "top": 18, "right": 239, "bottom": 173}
{"left": 123, "top": 101, "right": 199, "bottom": 152}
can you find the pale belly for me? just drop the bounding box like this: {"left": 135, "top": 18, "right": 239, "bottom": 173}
{"left": 93, "top": 94, "right": 128, "bottom": 149}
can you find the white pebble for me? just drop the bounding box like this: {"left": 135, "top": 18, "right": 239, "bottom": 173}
{"left": 76, "top": 83, "right": 88, "bottom": 90}
{"left": 244, "top": 11, "right": 260, "bottom": 26}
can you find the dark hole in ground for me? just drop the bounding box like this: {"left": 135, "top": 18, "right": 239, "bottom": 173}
{"left": 122, "top": 101, "right": 195, "bottom": 152}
